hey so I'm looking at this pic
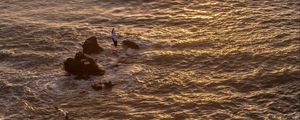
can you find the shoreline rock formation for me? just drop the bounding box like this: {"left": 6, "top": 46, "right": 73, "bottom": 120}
{"left": 64, "top": 52, "right": 105, "bottom": 79}
{"left": 63, "top": 31, "right": 141, "bottom": 87}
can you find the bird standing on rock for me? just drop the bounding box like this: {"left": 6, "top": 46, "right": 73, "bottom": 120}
{"left": 111, "top": 28, "right": 117, "bottom": 47}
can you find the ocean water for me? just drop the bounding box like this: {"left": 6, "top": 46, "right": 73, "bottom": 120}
{"left": 0, "top": 0, "right": 299, "bottom": 119}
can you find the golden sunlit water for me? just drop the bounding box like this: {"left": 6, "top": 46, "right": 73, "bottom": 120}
{"left": 0, "top": 0, "right": 299, "bottom": 119}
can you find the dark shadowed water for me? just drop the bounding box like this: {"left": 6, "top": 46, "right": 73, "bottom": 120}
{"left": 0, "top": 0, "right": 299, "bottom": 119}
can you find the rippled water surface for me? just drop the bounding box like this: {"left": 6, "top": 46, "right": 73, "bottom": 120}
{"left": 0, "top": 0, "right": 299, "bottom": 119}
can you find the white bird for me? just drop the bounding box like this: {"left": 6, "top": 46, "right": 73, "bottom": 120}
{"left": 111, "top": 28, "right": 117, "bottom": 47}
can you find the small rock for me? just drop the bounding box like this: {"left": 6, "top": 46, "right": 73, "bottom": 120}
{"left": 122, "top": 40, "right": 140, "bottom": 49}
{"left": 91, "top": 83, "right": 102, "bottom": 91}
{"left": 104, "top": 81, "right": 114, "bottom": 89}
{"left": 82, "top": 36, "right": 103, "bottom": 54}
{"left": 79, "top": 91, "right": 87, "bottom": 94}
{"left": 91, "top": 81, "right": 115, "bottom": 91}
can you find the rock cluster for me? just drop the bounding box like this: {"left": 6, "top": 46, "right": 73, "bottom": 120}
{"left": 64, "top": 36, "right": 106, "bottom": 79}
{"left": 64, "top": 52, "right": 105, "bottom": 78}
{"left": 63, "top": 30, "right": 141, "bottom": 90}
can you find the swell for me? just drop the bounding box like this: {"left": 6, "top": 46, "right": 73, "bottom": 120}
{"left": 0, "top": 0, "right": 299, "bottom": 119}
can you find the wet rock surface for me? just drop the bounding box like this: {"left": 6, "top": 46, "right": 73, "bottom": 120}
{"left": 122, "top": 40, "right": 140, "bottom": 49}
{"left": 64, "top": 52, "right": 105, "bottom": 78}
{"left": 82, "top": 36, "right": 103, "bottom": 54}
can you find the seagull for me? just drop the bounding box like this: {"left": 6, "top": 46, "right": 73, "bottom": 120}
{"left": 55, "top": 106, "right": 69, "bottom": 120}
{"left": 111, "top": 28, "right": 117, "bottom": 47}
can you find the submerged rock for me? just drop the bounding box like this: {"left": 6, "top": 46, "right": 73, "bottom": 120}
{"left": 122, "top": 40, "right": 140, "bottom": 49}
{"left": 104, "top": 81, "right": 114, "bottom": 89}
{"left": 91, "top": 83, "right": 102, "bottom": 91}
{"left": 64, "top": 52, "right": 105, "bottom": 78}
{"left": 82, "top": 36, "right": 103, "bottom": 54}
{"left": 91, "top": 81, "right": 115, "bottom": 91}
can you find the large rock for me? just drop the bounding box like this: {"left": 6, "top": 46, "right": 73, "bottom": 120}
{"left": 64, "top": 52, "right": 105, "bottom": 78}
{"left": 122, "top": 40, "right": 140, "bottom": 49}
{"left": 82, "top": 36, "right": 103, "bottom": 54}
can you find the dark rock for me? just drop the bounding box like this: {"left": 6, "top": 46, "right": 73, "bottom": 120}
{"left": 64, "top": 58, "right": 77, "bottom": 74}
{"left": 74, "top": 75, "right": 90, "bottom": 80}
{"left": 122, "top": 40, "right": 140, "bottom": 49}
{"left": 104, "top": 81, "right": 114, "bottom": 89}
{"left": 82, "top": 36, "right": 103, "bottom": 54}
{"left": 63, "top": 52, "right": 105, "bottom": 78}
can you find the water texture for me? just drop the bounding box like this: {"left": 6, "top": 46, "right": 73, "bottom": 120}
{"left": 0, "top": 0, "right": 299, "bottom": 119}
